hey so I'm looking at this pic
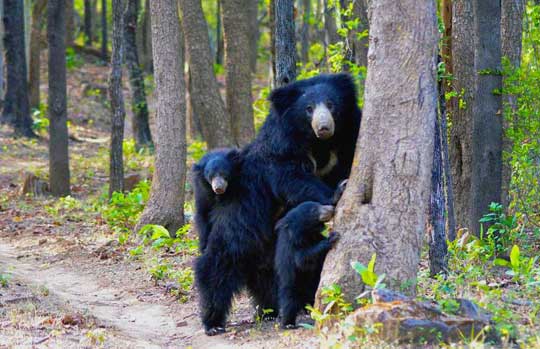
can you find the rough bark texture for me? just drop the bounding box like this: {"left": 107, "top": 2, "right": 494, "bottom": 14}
{"left": 179, "top": 0, "right": 235, "bottom": 149}
{"left": 501, "top": 0, "right": 525, "bottom": 209}
{"left": 109, "top": 0, "right": 125, "bottom": 196}
{"left": 470, "top": 0, "right": 502, "bottom": 235}
{"left": 274, "top": 0, "right": 296, "bottom": 87}
{"left": 449, "top": 0, "right": 474, "bottom": 231}
{"left": 269, "top": 0, "right": 276, "bottom": 86}
{"left": 66, "top": 0, "right": 75, "bottom": 46}
{"left": 48, "top": 0, "right": 71, "bottom": 196}
{"left": 124, "top": 0, "right": 153, "bottom": 150}
{"left": 29, "top": 0, "right": 47, "bottom": 109}
{"left": 2, "top": 0, "right": 35, "bottom": 137}
{"left": 352, "top": 0, "right": 369, "bottom": 68}
{"left": 136, "top": 0, "right": 186, "bottom": 234}
{"left": 101, "top": 0, "right": 108, "bottom": 61}
{"left": 316, "top": 0, "right": 438, "bottom": 304}
{"left": 324, "top": 0, "right": 340, "bottom": 47}
{"left": 247, "top": 0, "right": 259, "bottom": 73}
{"left": 300, "top": 0, "right": 310, "bottom": 63}
{"left": 215, "top": 0, "right": 223, "bottom": 66}
{"left": 84, "top": 0, "right": 93, "bottom": 45}
{"left": 0, "top": 1, "right": 4, "bottom": 105}
{"left": 136, "top": 0, "right": 153, "bottom": 72}
{"left": 222, "top": 0, "right": 254, "bottom": 145}
{"left": 441, "top": 0, "right": 452, "bottom": 78}
{"left": 429, "top": 100, "right": 448, "bottom": 277}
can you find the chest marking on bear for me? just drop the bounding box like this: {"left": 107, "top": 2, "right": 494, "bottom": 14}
{"left": 316, "top": 151, "right": 338, "bottom": 177}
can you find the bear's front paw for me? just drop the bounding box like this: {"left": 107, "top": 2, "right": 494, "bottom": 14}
{"left": 333, "top": 179, "right": 348, "bottom": 204}
{"left": 328, "top": 232, "right": 340, "bottom": 246}
{"left": 205, "top": 327, "right": 226, "bottom": 336}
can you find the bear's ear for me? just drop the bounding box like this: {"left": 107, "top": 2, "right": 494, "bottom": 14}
{"left": 268, "top": 84, "right": 303, "bottom": 116}
{"left": 327, "top": 73, "right": 358, "bottom": 100}
{"left": 225, "top": 148, "right": 242, "bottom": 166}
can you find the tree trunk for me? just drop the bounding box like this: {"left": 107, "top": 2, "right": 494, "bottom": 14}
{"left": 179, "top": 0, "right": 235, "bottom": 149}
{"left": 124, "top": 0, "right": 153, "bottom": 150}
{"left": 316, "top": 0, "right": 438, "bottom": 303}
{"left": 300, "top": 0, "right": 310, "bottom": 63}
{"left": 109, "top": 0, "right": 125, "bottom": 196}
{"left": 185, "top": 67, "right": 203, "bottom": 139}
{"left": 352, "top": 0, "right": 369, "bottom": 68}
{"left": 247, "top": 0, "right": 259, "bottom": 73}
{"left": 449, "top": 0, "right": 474, "bottom": 231}
{"left": 2, "top": 0, "right": 35, "bottom": 137}
{"left": 269, "top": 0, "right": 276, "bottom": 86}
{"left": 136, "top": 0, "right": 153, "bottom": 72}
{"left": 441, "top": 0, "right": 452, "bottom": 78}
{"left": 66, "top": 0, "right": 75, "bottom": 46}
{"left": 136, "top": 0, "right": 186, "bottom": 234}
{"left": 101, "top": 0, "right": 108, "bottom": 61}
{"left": 274, "top": 0, "right": 296, "bottom": 87}
{"left": 48, "top": 0, "right": 71, "bottom": 196}
{"left": 29, "top": 0, "right": 47, "bottom": 110}
{"left": 324, "top": 0, "right": 340, "bottom": 48}
{"left": 0, "top": 1, "right": 4, "bottom": 106}
{"left": 470, "top": 0, "right": 502, "bottom": 235}
{"left": 222, "top": 0, "right": 254, "bottom": 146}
{"left": 501, "top": 0, "right": 525, "bottom": 209}
{"left": 215, "top": 0, "right": 223, "bottom": 66}
{"left": 84, "top": 0, "right": 93, "bottom": 45}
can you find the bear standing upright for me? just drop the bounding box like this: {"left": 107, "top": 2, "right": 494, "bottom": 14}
{"left": 195, "top": 74, "right": 361, "bottom": 335}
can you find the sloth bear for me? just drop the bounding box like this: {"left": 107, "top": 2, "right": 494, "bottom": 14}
{"left": 195, "top": 74, "right": 361, "bottom": 335}
{"left": 274, "top": 201, "right": 339, "bottom": 329}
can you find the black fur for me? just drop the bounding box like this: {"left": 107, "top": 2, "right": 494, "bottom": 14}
{"left": 275, "top": 202, "right": 339, "bottom": 328}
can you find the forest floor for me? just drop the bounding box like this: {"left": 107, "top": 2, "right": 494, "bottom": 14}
{"left": 0, "top": 53, "right": 314, "bottom": 348}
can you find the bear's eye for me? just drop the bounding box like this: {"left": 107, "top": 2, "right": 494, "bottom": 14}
{"left": 306, "top": 105, "right": 314, "bottom": 114}
{"left": 326, "top": 101, "right": 334, "bottom": 111}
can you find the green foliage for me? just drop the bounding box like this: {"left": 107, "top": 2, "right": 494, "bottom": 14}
{"left": 494, "top": 245, "right": 538, "bottom": 282}
{"left": 479, "top": 202, "right": 522, "bottom": 256}
{"left": 187, "top": 141, "right": 207, "bottom": 162}
{"left": 31, "top": 106, "right": 49, "bottom": 134}
{"left": 101, "top": 180, "right": 150, "bottom": 234}
{"left": 308, "top": 284, "right": 353, "bottom": 324}
{"left": 66, "top": 47, "right": 84, "bottom": 70}
{"left": 137, "top": 224, "right": 198, "bottom": 254}
{"left": 0, "top": 273, "right": 10, "bottom": 288}
{"left": 351, "top": 254, "right": 386, "bottom": 289}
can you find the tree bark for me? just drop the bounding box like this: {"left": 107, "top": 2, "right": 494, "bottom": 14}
{"left": 109, "top": 0, "right": 126, "bottom": 196}
{"left": 29, "top": 0, "right": 47, "bottom": 110}
{"left": 470, "top": 0, "right": 502, "bottom": 235}
{"left": 324, "top": 0, "right": 340, "bottom": 47}
{"left": 48, "top": 0, "right": 71, "bottom": 196}
{"left": 221, "top": 0, "right": 254, "bottom": 146}
{"left": 101, "top": 0, "right": 108, "bottom": 61}
{"left": 84, "top": 0, "right": 93, "bottom": 45}
{"left": 124, "top": 0, "right": 153, "bottom": 150}
{"left": 269, "top": 0, "right": 276, "bottom": 86}
{"left": 352, "top": 0, "right": 369, "bottom": 68}
{"left": 215, "top": 0, "right": 223, "bottom": 66}
{"left": 300, "top": 0, "right": 310, "bottom": 63}
{"left": 247, "top": 0, "right": 259, "bottom": 73}
{"left": 0, "top": 1, "right": 4, "bottom": 106}
{"left": 136, "top": 0, "right": 186, "bottom": 234}
{"left": 316, "top": 0, "right": 438, "bottom": 303}
{"left": 66, "top": 0, "right": 75, "bottom": 46}
{"left": 449, "top": 0, "right": 474, "bottom": 231}
{"left": 441, "top": 0, "right": 452, "bottom": 78}
{"left": 501, "top": 0, "right": 525, "bottom": 209}
{"left": 179, "top": 0, "right": 235, "bottom": 149}
{"left": 136, "top": 0, "right": 152, "bottom": 72}
{"left": 274, "top": 0, "right": 296, "bottom": 87}
{"left": 2, "top": 0, "right": 35, "bottom": 137}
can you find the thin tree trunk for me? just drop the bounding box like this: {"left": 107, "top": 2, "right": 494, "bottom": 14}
{"left": 215, "top": 0, "right": 223, "bottom": 66}
{"left": 136, "top": 0, "right": 186, "bottom": 234}
{"left": 101, "top": 0, "right": 108, "bottom": 61}
{"left": 124, "top": 0, "right": 153, "bottom": 150}
{"left": 185, "top": 67, "right": 203, "bottom": 139}
{"left": 2, "top": 0, "right": 35, "bottom": 137}
{"left": 269, "top": 0, "right": 276, "bottom": 86}
{"left": 352, "top": 0, "right": 369, "bottom": 68}
{"left": 136, "top": 0, "right": 152, "bottom": 72}
{"left": 470, "top": 0, "right": 502, "bottom": 235}
{"left": 247, "top": 0, "right": 259, "bottom": 73}
{"left": 84, "top": 0, "right": 93, "bottom": 45}
{"left": 109, "top": 0, "right": 125, "bottom": 196}
{"left": 274, "top": 0, "right": 296, "bottom": 87}
{"left": 449, "top": 0, "right": 474, "bottom": 231}
{"left": 179, "top": 0, "right": 235, "bottom": 149}
{"left": 48, "top": 0, "right": 70, "bottom": 196}
{"left": 66, "top": 0, "right": 74, "bottom": 46}
{"left": 316, "top": 0, "right": 438, "bottom": 303}
{"left": 441, "top": 0, "right": 452, "bottom": 78}
{"left": 29, "top": 0, "right": 47, "bottom": 110}
{"left": 222, "top": 0, "right": 255, "bottom": 146}
{"left": 0, "top": 1, "right": 4, "bottom": 106}
{"left": 300, "top": 0, "right": 310, "bottom": 63}
{"left": 324, "top": 0, "right": 340, "bottom": 48}
{"left": 501, "top": 0, "right": 525, "bottom": 209}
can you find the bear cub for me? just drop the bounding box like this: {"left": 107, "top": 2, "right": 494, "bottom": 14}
{"left": 191, "top": 148, "right": 241, "bottom": 253}
{"left": 274, "top": 201, "right": 340, "bottom": 329}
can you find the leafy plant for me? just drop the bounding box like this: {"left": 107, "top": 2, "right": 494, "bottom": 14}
{"left": 351, "top": 253, "right": 386, "bottom": 290}
{"left": 479, "top": 202, "right": 521, "bottom": 256}
{"left": 494, "top": 245, "right": 538, "bottom": 282}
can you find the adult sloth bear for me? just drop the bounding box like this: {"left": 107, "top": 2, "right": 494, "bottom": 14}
{"left": 194, "top": 73, "right": 361, "bottom": 335}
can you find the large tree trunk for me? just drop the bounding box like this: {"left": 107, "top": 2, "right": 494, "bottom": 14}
{"left": 501, "top": 0, "right": 525, "bottom": 209}
{"left": 269, "top": 0, "right": 276, "bottom": 86}
{"left": 247, "top": 0, "right": 259, "bottom": 73}
{"left": 449, "top": 0, "right": 474, "bottom": 231}
{"left": 66, "top": 0, "right": 75, "bottom": 46}
{"left": 101, "top": 0, "right": 108, "bottom": 61}
{"left": 300, "top": 0, "right": 310, "bottom": 63}
{"left": 2, "top": 0, "right": 35, "bottom": 137}
{"left": 0, "top": 1, "right": 4, "bottom": 106}
{"left": 109, "top": 0, "right": 125, "bottom": 196}
{"left": 84, "top": 0, "right": 93, "bottom": 45}
{"left": 124, "top": 0, "right": 153, "bottom": 150}
{"left": 179, "top": 0, "right": 235, "bottom": 149}
{"left": 215, "top": 0, "right": 223, "bottom": 66}
{"left": 351, "top": 0, "right": 368, "bottom": 68}
{"left": 222, "top": 0, "right": 255, "bottom": 146}
{"left": 29, "top": 0, "right": 47, "bottom": 110}
{"left": 441, "top": 0, "right": 452, "bottom": 79}
{"left": 470, "top": 0, "right": 502, "bottom": 234}
{"left": 135, "top": 0, "right": 186, "bottom": 234}
{"left": 274, "top": 0, "right": 296, "bottom": 87}
{"left": 48, "top": 0, "right": 71, "bottom": 196}
{"left": 316, "top": 0, "right": 438, "bottom": 304}
{"left": 136, "top": 0, "right": 153, "bottom": 72}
